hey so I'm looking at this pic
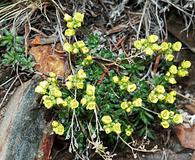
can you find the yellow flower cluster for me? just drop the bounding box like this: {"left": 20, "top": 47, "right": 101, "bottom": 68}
{"left": 82, "top": 55, "right": 93, "bottom": 66}
{"left": 63, "top": 40, "right": 89, "bottom": 54}
{"left": 64, "top": 12, "right": 84, "bottom": 37}
{"left": 134, "top": 35, "right": 159, "bottom": 56}
{"left": 125, "top": 125, "right": 134, "bottom": 136}
{"left": 52, "top": 121, "right": 65, "bottom": 135}
{"left": 65, "top": 96, "right": 79, "bottom": 110}
{"left": 148, "top": 85, "right": 166, "bottom": 103}
{"left": 121, "top": 98, "right": 142, "bottom": 113}
{"left": 112, "top": 76, "right": 137, "bottom": 93}
{"left": 134, "top": 35, "right": 182, "bottom": 61}
{"left": 166, "top": 61, "right": 191, "bottom": 84}
{"left": 161, "top": 41, "right": 182, "bottom": 61}
{"left": 178, "top": 60, "right": 191, "bottom": 77}
{"left": 148, "top": 85, "right": 177, "bottom": 104}
{"left": 159, "top": 110, "right": 183, "bottom": 128}
{"left": 165, "top": 90, "right": 177, "bottom": 104}
{"left": 81, "top": 84, "right": 96, "bottom": 110}
{"left": 35, "top": 72, "right": 64, "bottom": 109}
{"left": 65, "top": 69, "right": 87, "bottom": 90}
{"left": 101, "top": 115, "right": 121, "bottom": 135}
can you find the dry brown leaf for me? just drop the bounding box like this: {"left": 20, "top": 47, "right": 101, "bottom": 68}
{"left": 184, "top": 103, "right": 195, "bottom": 114}
{"left": 175, "top": 124, "right": 195, "bottom": 150}
{"left": 106, "top": 24, "right": 128, "bottom": 35}
{"left": 29, "top": 43, "right": 71, "bottom": 77}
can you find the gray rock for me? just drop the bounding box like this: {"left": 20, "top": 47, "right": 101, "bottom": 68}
{"left": 140, "top": 149, "right": 192, "bottom": 160}
{"left": 0, "top": 79, "right": 46, "bottom": 160}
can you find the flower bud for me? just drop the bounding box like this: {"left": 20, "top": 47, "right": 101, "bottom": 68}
{"left": 63, "top": 42, "right": 73, "bottom": 53}
{"left": 169, "top": 65, "right": 178, "bottom": 74}
{"left": 64, "top": 13, "right": 72, "bottom": 22}
{"left": 173, "top": 114, "right": 183, "bottom": 124}
{"left": 148, "top": 35, "right": 158, "bottom": 43}
{"left": 65, "top": 29, "right": 76, "bottom": 37}
{"left": 172, "top": 41, "right": 182, "bottom": 51}
{"left": 161, "top": 120, "right": 169, "bottom": 128}
{"left": 112, "top": 76, "right": 119, "bottom": 83}
{"left": 73, "top": 12, "right": 84, "bottom": 22}
{"left": 181, "top": 60, "right": 191, "bottom": 69}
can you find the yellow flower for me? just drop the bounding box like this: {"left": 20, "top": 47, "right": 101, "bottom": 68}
{"left": 76, "top": 40, "right": 85, "bottom": 48}
{"left": 169, "top": 90, "right": 176, "bottom": 96}
{"left": 148, "top": 92, "right": 158, "bottom": 103}
{"left": 80, "top": 97, "right": 87, "bottom": 106}
{"left": 166, "top": 72, "right": 171, "bottom": 77}
{"left": 121, "top": 101, "right": 129, "bottom": 110}
{"left": 56, "top": 97, "right": 64, "bottom": 105}
{"left": 86, "top": 55, "right": 92, "bottom": 60}
{"left": 67, "top": 75, "right": 74, "bottom": 81}
{"left": 140, "top": 38, "right": 147, "bottom": 44}
{"left": 52, "top": 121, "right": 59, "bottom": 127}
{"left": 181, "top": 60, "right": 191, "bottom": 69}
{"left": 165, "top": 94, "right": 176, "bottom": 104}
{"left": 49, "top": 77, "right": 57, "bottom": 84}
{"left": 155, "top": 85, "right": 165, "bottom": 94}
{"left": 39, "top": 80, "right": 49, "bottom": 89}
{"left": 126, "top": 107, "right": 132, "bottom": 113}
{"left": 66, "top": 21, "right": 74, "bottom": 28}
{"left": 157, "top": 94, "right": 165, "bottom": 101}
{"left": 65, "top": 29, "right": 76, "bottom": 37}
{"left": 161, "top": 42, "right": 169, "bottom": 51}
{"left": 35, "top": 85, "right": 46, "bottom": 94}
{"left": 53, "top": 124, "right": 65, "bottom": 135}
{"left": 132, "top": 98, "right": 142, "bottom": 107}
{"left": 112, "top": 76, "right": 119, "bottom": 83}
{"left": 134, "top": 40, "right": 142, "bottom": 49}
{"left": 73, "top": 12, "right": 84, "bottom": 22}
{"left": 127, "top": 84, "right": 136, "bottom": 93}
{"left": 101, "top": 115, "right": 112, "bottom": 124}
{"left": 86, "top": 84, "right": 95, "bottom": 96}
{"left": 62, "top": 100, "right": 67, "bottom": 107}
{"left": 170, "top": 111, "right": 175, "bottom": 117}
{"left": 70, "top": 99, "right": 79, "bottom": 109}
{"left": 168, "top": 77, "right": 177, "bottom": 84}
{"left": 86, "top": 101, "right": 96, "bottom": 110}
{"left": 74, "top": 22, "right": 81, "bottom": 28}
{"left": 51, "top": 88, "right": 62, "bottom": 98}
{"left": 172, "top": 41, "right": 182, "bottom": 51}
{"left": 72, "top": 48, "right": 79, "bottom": 54}
{"left": 63, "top": 42, "right": 73, "bottom": 53}
{"left": 125, "top": 126, "right": 133, "bottom": 136}
{"left": 42, "top": 95, "right": 49, "bottom": 101}
{"left": 121, "top": 76, "right": 129, "bottom": 83}
{"left": 144, "top": 47, "right": 154, "bottom": 56}
{"left": 81, "top": 47, "right": 89, "bottom": 54}
{"left": 160, "top": 110, "right": 170, "bottom": 120}
{"left": 165, "top": 54, "right": 174, "bottom": 61}
{"left": 104, "top": 127, "right": 112, "bottom": 134}
{"left": 177, "top": 69, "right": 188, "bottom": 77}
{"left": 49, "top": 72, "right": 56, "bottom": 78}
{"left": 173, "top": 114, "right": 183, "bottom": 124}
{"left": 148, "top": 35, "right": 158, "bottom": 43}
{"left": 112, "top": 122, "right": 121, "bottom": 134}
{"left": 43, "top": 99, "right": 53, "bottom": 109}
{"left": 151, "top": 43, "right": 161, "bottom": 51}
{"left": 77, "top": 69, "right": 87, "bottom": 79}
{"left": 64, "top": 13, "right": 72, "bottom": 22}
{"left": 161, "top": 121, "right": 170, "bottom": 128}
{"left": 169, "top": 65, "right": 178, "bottom": 74}
{"left": 76, "top": 81, "right": 84, "bottom": 89}
{"left": 66, "top": 81, "right": 73, "bottom": 90}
